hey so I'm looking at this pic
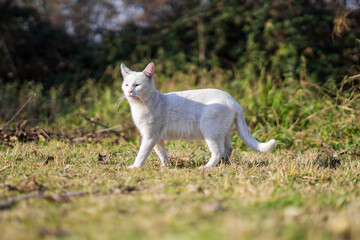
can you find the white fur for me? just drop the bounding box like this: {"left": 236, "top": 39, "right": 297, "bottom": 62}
{"left": 121, "top": 62, "right": 276, "bottom": 168}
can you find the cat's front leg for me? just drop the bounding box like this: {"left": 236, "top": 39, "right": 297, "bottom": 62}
{"left": 129, "top": 136, "right": 159, "bottom": 168}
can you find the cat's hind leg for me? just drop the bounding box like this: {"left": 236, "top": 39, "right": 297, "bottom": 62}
{"left": 221, "top": 132, "right": 233, "bottom": 165}
{"left": 199, "top": 105, "right": 234, "bottom": 168}
{"left": 154, "top": 139, "right": 169, "bottom": 166}
{"left": 202, "top": 137, "right": 225, "bottom": 168}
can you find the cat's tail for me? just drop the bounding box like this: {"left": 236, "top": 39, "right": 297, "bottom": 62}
{"left": 235, "top": 105, "right": 276, "bottom": 153}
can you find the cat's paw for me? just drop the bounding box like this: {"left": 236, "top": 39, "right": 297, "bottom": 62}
{"left": 128, "top": 165, "right": 141, "bottom": 169}
{"left": 160, "top": 162, "right": 170, "bottom": 167}
{"left": 198, "top": 165, "right": 213, "bottom": 170}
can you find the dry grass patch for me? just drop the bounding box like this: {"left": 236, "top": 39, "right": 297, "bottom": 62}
{"left": 0, "top": 140, "right": 359, "bottom": 239}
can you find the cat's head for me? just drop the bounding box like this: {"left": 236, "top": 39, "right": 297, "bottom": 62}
{"left": 121, "top": 62, "right": 155, "bottom": 101}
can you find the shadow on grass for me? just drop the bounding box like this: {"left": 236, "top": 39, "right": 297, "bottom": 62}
{"left": 167, "top": 156, "right": 233, "bottom": 169}
{"left": 168, "top": 157, "right": 206, "bottom": 169}
{"left": 312, "top": 152, "right": 341, "bottom": 169}
{"left": 246, "top": 159, "right": 269, "bottom": 168}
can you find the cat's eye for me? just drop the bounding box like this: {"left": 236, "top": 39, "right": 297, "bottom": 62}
{"left": 134, "top": 84, "right": 140, "bottom": 87}
{"left": 125, "top": 84, "right": 128, "bottom": 86}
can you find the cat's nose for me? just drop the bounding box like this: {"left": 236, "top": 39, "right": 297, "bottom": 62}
{"left": 128, "top": 90, "right": 133, "bottom": 94}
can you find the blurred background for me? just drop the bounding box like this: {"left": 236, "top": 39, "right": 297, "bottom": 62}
{"left": 0, "top": 0, "right": 359, "bottom": 150}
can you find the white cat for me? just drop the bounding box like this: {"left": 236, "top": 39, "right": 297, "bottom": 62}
{"left": 121, "top": 62, "right": 275, "bottom": 168}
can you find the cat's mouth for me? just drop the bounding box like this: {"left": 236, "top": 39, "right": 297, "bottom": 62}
{"left": 127, "top": 94, "right": 146, "bottom": 103}
{"left": 127, "top": 93, "right": 142, "bottom": 100}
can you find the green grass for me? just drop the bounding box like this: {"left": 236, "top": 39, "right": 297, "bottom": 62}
{"left": 1, "top": 140, "right": 359, "bottom": 240}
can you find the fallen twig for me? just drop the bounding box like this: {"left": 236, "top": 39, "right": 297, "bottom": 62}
{"left": 2, "top": 95, "right": 34, "bottom": 127}
{"left": 83, "top": 116, "right": 130, "bottom": 142}
{"left": 0, "top": 165, "right": 11, "bottom": 173}
{"left": 95, "top": 125, "right": 123, "bottom": 134}
{"left": 0, "top": 193, "right": 41, "bottom": 210}
{"left": 0, "top": 190, "right": 100, "bottom": 210}
{"left": 83, "top": 116, "right": 120, "bottom": 135}
{"left": 39, "top": 128, "right": 50, "bottom": 140}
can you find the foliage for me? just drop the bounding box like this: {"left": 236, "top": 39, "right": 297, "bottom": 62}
{"left": 1, "top": 1, "right": 359, "bottom": 91}
{"left": 0, "top": 2, "right": 118, "bottom": 90}
{"left": 123, "top": 0, "right": 359, "bottom": 83}
{"left": 0, "top": 3, "right": 76, "bottom": 88}
{"left": 1, "top": 63, "right": 359, "bottom": 152}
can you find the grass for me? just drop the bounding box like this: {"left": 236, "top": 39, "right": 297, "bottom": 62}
{"left": 0, "top": 140, "right": 359, "bottom": 240}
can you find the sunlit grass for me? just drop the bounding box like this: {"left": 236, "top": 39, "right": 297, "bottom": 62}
{"left": 0, "top": 140, "right": 359, "bottom": 239}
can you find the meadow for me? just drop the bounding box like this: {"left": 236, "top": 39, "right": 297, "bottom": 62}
{"left": 0, "top": 66, "right": 359, "bottom": 239}
{"left": 0, "top": 141, "right": 359, "bottom": 240}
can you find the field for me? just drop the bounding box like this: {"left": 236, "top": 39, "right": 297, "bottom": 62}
{"left": 0, "top": 140, "right": 359, "bottom": 240}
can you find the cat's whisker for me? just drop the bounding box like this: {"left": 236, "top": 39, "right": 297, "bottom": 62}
{"left": 115, "top": 94, "right": 126, "bottom": 109}
{"left": 116, "top": 94, "right": 126, "bottom": 104}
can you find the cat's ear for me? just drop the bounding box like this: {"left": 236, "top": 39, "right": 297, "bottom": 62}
{"left": 121, "top": 63, "right": 132, "bottom": 78}
{"left": 143, "top": 62, "right": 155, "bottom": 79}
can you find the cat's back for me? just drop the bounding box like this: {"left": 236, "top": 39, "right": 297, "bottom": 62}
{"left": 164, "top": 88, "right": 235, "bottom": 105}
